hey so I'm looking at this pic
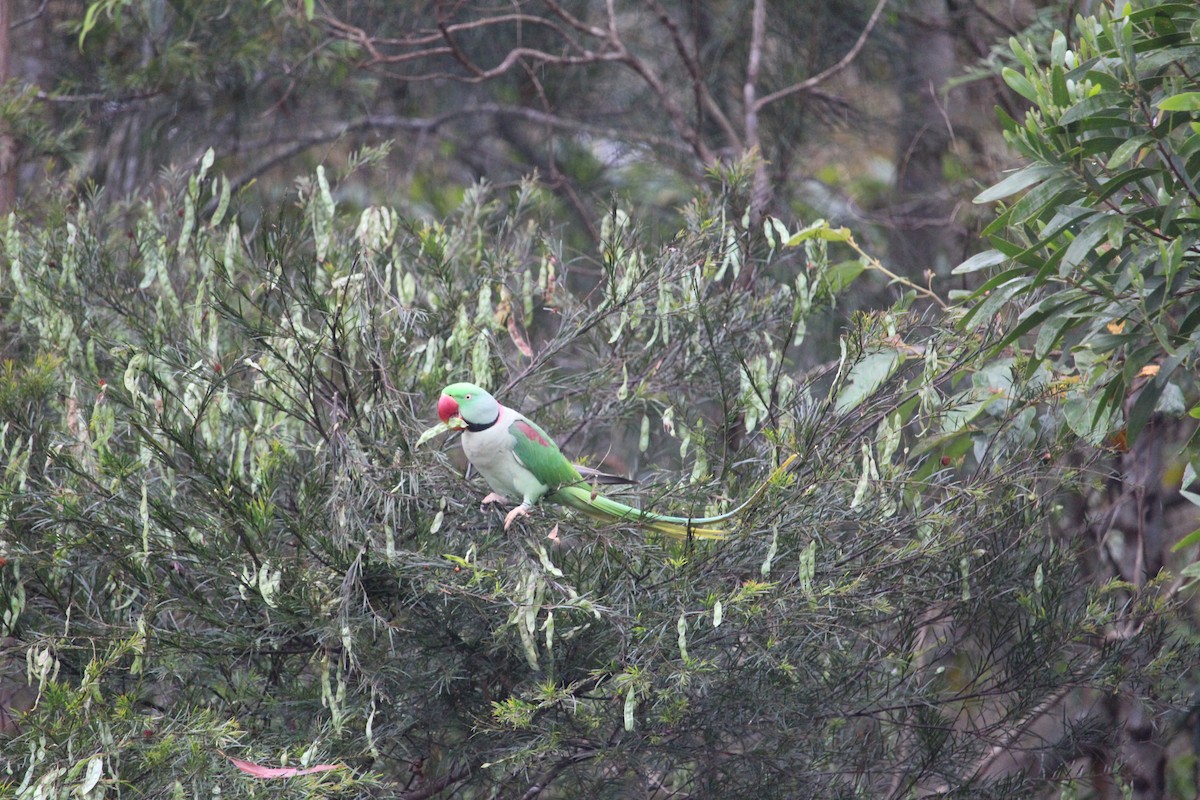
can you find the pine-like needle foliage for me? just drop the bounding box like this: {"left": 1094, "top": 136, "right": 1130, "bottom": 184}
{"left": 0, "top": 163, "right": 1193, "bottom": 798}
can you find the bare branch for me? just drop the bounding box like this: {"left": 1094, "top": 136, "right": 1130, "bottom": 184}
{"left": 542, "top": 0, "right": 611, "bottom": 39}
{"left": 516, "top": 749, "right": 599, "bottom": 800}
{"left": 204, "top": 104, "right": 694, "bottom": 215}
{"left": 754, "top": 0, "right": 890, "bottom": 111}
{"left": 316, "top": 2, "right": 715, "bottom": 164}
{"left": 319, "top": 7, "right": 607, "bottom": 72}
{"left": 741, "top": 0, "right": 772, "bottom": 224}
{"left": 12, "top": 0, "right": 49, "bottom": 30}
{"left": 645, "top": 0, "right": 742, "bottom": 152}
{"left": 613, "top": 46, "right": 715, "bottom": 164}
{"left": 742, "top": 0, "right": 766, "bottom": 151}
{"left": 398, "top": 763, "right": 471, "bottom": 800}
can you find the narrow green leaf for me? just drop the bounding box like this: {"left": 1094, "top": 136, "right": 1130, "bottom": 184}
{"left": 974, "top": 165, "right": 1059, "bottom": 204}
{"left": 817, "top": 259, "right": 865, "bottom": 293}
{"left": 834, "top": 349, "right": 902, "bottom": 415}
{"left": 1107, "top": 135, "right": 1152, "bottom": 169}
{"left": 1034, "top": 300, "right": 1091, "bottom": 358}
{"left": 623, "top": 685, "right": 636, "bottom": 731}
{"left": 952, "top": 249, "right": 1007, "bottom": 275}
{"left": 416, "top": 422, "right": 449, "bottom": 447}
{"left": 761, "top": 526, "right": 779, "bottom": 577}
{"left": 1008, "top": 175, "right": 1079, "bottom": 225}
{"left": 1058, "top": 92, "right": 1129, "bottom": 125}
{"left": 1157, "top": 92, "right": 1200, "bottom": 111}
{"left": 818, "top": 226, "right": 852, "bottom": 242}
{"left": 1001, "top": 67, "right": 1038, "bottom": 103}
{"left": 783, "top": 219, "right": 830, "bottom": 247}
{"left": 1059, "top": 215, "right": 1113, "bottom": 275}
{"left": 1171, "top": 529, "right": 1200, "bottom": 553}
{"left": 210, "top": 176, "right": 231, "bottom": 229}
{"left": 961, "top": 277, "right": 1030, "bottom": 330}
{"left": 1127, "top": 376, "right": 1163, "bottom": 442}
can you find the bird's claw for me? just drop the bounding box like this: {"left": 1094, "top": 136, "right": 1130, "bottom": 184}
{"left": 480, "top": 492, "right": 508, "bottom": 513}
{"left": 503, "top": 505, "right": 531, "bottom": 531}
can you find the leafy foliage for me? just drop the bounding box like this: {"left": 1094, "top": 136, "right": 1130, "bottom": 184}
{"left": 956, "top": 0, "right": 1200, "bottom": 443}
{"left": 0, "top": 146, "right": 1187, "bottom": 798}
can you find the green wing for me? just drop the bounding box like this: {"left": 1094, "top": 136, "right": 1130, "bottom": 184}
{"left": 510, "top": 418, "right": 582, "bottom": 488}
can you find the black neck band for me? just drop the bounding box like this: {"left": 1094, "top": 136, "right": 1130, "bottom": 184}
{"left": 465, "top": 414, "right": 500, "bottom": 433}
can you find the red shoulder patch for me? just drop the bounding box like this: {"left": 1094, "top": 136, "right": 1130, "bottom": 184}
{"left": 515, "top": 420, "right": 551, "bottom": 447}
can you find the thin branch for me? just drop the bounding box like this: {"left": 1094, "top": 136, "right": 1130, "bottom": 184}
{"left": 35, "top": 88, "right": 162, "bottom": 105}
{"left": 615, "top": 46, "right": 715, "bottom": 164}
{"left": 12, "top": 0, "right": 49, "bottom": 29}
{"left": 846, "top": 231, "right": 949, "bottom": 309}
{"left": 321, "top": 11, "right": 592, "bottom": 51}
{"left": 398, "top": 763, "right": 471, "bottom": 800}
{"left": 321, "top": 2, "right": 714, "bottom": 164}
{"left": 542, "top": 0, "right": 611, "bottom": 39}
{"left": 742, "top": 0, "right": 766, "bottom": 151}
{"left": 203, "top": 105, "right": 693, "bottom": 215}
{"left": 754, "top": 0, "right": 890, "bottom": 111}
{"left": 516, "top": 749, "right": 599, "bottom": 800}
{"left": 742, "top": 0, "right": 772, "bottom": 223}
{"left": 436, "top": 18, "right": 486, "bottom": 78}
{"left": 645, "top": 0, "right": 742, "bottom": 152}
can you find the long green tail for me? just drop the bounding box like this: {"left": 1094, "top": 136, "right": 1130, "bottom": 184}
{"left": 551, "top": 454, "right": 798, "bottom": 540}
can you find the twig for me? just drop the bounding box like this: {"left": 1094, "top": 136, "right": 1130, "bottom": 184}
{"left": 645, "top": 0, "right": 742, "bottom": 152}
{"left": 754, "top": 0, "right": 890, "bottom": 110}
{"left": 846, "top": 232, "right": 949, "bottom": 309}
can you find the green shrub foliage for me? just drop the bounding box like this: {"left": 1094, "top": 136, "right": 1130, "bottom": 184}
{"left": 0, "top": 154, "right": 1190, "bottom": 798}
{"left": 957, "top": 0, "right": 1200, "bottom": 444}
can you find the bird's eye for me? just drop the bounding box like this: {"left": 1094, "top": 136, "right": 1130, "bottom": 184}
{"left": 465, "top": 394, "right": 472, "bottom": 399}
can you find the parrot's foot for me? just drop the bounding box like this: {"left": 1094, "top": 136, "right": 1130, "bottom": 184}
{"left": 503, "top": 504, "right": 531, "bottom": 531}
{"left": 480, "top": 492, "right": 508, "bottom": 512}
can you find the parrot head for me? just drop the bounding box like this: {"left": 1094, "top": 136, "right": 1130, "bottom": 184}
{"left": 438, "top": 383, "right": 499, "bottom": 431}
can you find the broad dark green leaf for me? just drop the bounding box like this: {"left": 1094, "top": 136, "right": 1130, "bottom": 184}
{"left": 974, "top": 165, "right": 1061, "bottom": 204}
{"left": 961, "top": 277, "right": 1031, "bottom": 330}
{"left": 1058, "top": 93, "right": 1131, "bottom": 126}
{"left": 834, "top": 349, "right": 903, "bottom": 415}
{"left": 952, "top": 249, "right": 1008, "bottom": 275}
{"left": 1094, "top": 167, "right": 1160, "bottom": 205}
{"left": 1034, "top": 298, "right": 1093, "bottom": 359}
{"left": 1127, "top": 373, "right": 1165, "bottom": 441}
{"left": 1009, "top": 175, "right": 1081, "bottom": 225}
{"left": 1059, "top": 215, "right": 1115, "bottom": 275}
{"left": 1002, "top": 67, "right": 1038, "bottom": 103}
{"left": 1171, "top": 528, "right": 1200, "bottom": 553}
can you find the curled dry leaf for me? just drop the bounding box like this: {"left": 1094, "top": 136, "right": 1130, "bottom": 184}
{"left": 507, "top": 313, "right": 535, "bottom": 358}
{"left": 225, "top": 754, "right": 346, "bottom": 779}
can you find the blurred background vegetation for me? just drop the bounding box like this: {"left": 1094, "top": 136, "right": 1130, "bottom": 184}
{"left": 2, "top": 1, "right": 1200, "bottom": 797}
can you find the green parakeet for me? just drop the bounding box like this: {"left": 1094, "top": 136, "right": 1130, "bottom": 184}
{"left": 437, "top": 382, "right": 794, "bottom": 538}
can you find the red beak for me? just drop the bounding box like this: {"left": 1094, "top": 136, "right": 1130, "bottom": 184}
{"left": 437, "top": 395, "right": 460, "bottom": 425}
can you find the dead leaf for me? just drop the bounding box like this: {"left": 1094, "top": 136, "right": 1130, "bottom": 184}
{"left": 225, "top": 754, "right": 346, "bottom": 779}
{"left": 547, "top": 524, "right": 560, "bottom": 542}
{"left": 507, "top": 314, "right": 535, "bottom": 358}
